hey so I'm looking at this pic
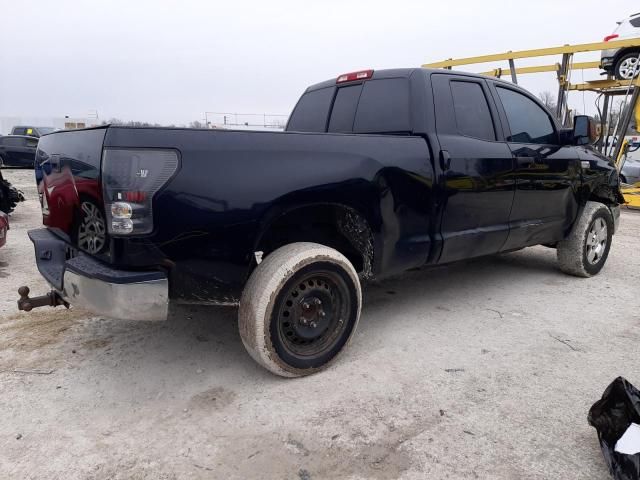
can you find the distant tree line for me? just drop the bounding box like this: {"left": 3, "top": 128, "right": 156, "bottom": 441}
{"left": 101, "top": 118, "right": 206, "bottom": 128}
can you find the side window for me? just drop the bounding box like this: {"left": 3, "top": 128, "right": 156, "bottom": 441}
{"left": 328, "top": 84, "right": 362, "bottom": 133}
{"left": 630, "top": 17, "right": 640, "bottom": 28}
{"left": 5, "top": 137, "right": 24, "bottom": 147}
{"left": 496, "top": 87, "right": 556, "bottom": 144}
{"left": 353, "top": 78, "right": 411, "bottom": 134}
{"left": 450, "top": 81, "right": 495, "bottom": 141}
{"left": 287, "top": 86, "right": 335, "bottom": 132}
{"left": 26, "top": 137, "right": 39, "bottom": 148}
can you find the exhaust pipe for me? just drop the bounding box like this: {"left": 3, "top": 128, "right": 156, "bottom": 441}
{"left": 17, "top": 286, "right": 69, "bottom": 312}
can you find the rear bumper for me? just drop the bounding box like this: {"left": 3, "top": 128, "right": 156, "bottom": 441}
{"left": 28, "top": 228, "right": 168, "bottom": 321}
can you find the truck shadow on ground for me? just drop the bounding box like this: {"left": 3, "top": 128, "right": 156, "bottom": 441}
{"left": 39, "top": 247, "right": 567, "bottom": 388}
{"left": 90, "top": 247, "right": 563, "bottom": 378}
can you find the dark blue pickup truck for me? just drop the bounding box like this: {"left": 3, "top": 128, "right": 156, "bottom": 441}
{"left": 19, "top": 68, "right": 623, "bottom": 377}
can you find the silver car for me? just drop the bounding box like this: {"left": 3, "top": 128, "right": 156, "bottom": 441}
{"left": 620, "top": 137, "right": 640, "bottom": 184}
{"left": 601, "top": 13, "right": 640, "bottom": 79}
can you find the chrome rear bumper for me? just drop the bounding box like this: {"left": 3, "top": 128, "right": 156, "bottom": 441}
{"left": 28, "top": 228, "right": 169, "bottom": 321}
{"left": 62, "top": 270, "right": 168, "bottom": 321}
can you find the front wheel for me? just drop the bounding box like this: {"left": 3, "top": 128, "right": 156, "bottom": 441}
{"left": 238, "top": 242, "right": 362, "bottom": 377}
{"left": 557, "top": 202, "right": 613, "bottom": 277}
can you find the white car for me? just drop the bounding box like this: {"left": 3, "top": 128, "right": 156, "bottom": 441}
{"left": 601, "top": 13, "right": 640, "bottom": 79}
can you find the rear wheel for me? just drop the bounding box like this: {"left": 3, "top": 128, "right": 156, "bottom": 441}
{"left": 614, "top": 52, "right": 640, "bottom": 80}
{"left": 75, "top": 200, "right": 107, "bottom": 254}
{"left": 557, "top": 202, "right": 613, "bottom": 277}
{"left": 239, "top": 242, "right": 361, "bottom": 377}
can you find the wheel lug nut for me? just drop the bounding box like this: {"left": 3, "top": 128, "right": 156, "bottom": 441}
{"left": 314, "top": 298, "right": 321, "bottom": 305}
{"left": 319, "top": 311, "right": 326, "bottom": 318}
{"left": 310, "top": 321, "right": 317, "bottom": 328}
{"left": 302, "top": 302, "right": 310, "bottom": 309}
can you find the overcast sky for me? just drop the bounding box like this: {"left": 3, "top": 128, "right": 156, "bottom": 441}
{"left": 0, "top": 0, "right": 638, "bottom": 125}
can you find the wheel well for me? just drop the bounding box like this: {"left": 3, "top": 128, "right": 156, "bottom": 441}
{"left": 256, "top": 205, "right": 374, "bottom": 278}
{"left": 588, "top": 186, "right": 623, "bottom": 207}
{"left": 613, "top": 48, "right": 640, "bottom": 67}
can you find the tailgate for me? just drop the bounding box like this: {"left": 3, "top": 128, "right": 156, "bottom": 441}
{"left": 35, "top": 127, "right": 107, "bottom": 255}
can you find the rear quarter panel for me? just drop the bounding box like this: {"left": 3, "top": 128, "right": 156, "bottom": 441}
{"left": 104, "top": 128, "right": 435, "bottom": 304}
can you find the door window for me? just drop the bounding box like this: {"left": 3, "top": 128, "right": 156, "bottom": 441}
{"left": 450, "top": 81, "right": 495, "bottom": 141}
{"left": 353, "top": 78, "right": 411, "bottom": 133}
{"left": 496, "top": 86, "right": 556, "bottom": 144}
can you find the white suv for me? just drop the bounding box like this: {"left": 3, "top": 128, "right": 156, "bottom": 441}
{"left": 601, "top": 13, "right": 640, "bottom": 79}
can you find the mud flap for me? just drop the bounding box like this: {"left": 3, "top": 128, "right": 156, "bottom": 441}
{"left": 588, "top": 377, "right": 640, "bottom": 480}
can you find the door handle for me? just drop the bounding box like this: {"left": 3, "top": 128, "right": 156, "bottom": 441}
{"left": 439, "top": 150, "right": 451, "bottom": 171}
{"left": 515, "top": 156, "right": 535, "bottom": 167}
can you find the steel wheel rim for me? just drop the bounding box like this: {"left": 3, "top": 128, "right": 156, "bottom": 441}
{"left": 276, "top": 270, "right": 351, "bottom": 358}
{"left": 586, "top": 217, "right": 607, "bottom": 265}
{"left": 78, "top": 202, "right": 106, "bottom": 254}
{"left": 619, "top": 57, "right": 639, "bottom": 79}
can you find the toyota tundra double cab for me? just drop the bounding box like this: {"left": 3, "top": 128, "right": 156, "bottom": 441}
{"left": 20, "top": 68, "right": 623, "bottom": 377}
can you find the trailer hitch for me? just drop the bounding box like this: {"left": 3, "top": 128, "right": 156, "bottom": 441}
{"left": 17, "top": 286, "right": 69, "bottom": 312}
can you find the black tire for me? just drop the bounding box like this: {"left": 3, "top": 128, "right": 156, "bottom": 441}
{"left": 614, "top": 51, "right": 640, "bottom": 80}
{"left": 238, "top": 242, "right": 362, "bottom": 377}
{"left": 557, "top": 202, "right": 613, "bottom": 277}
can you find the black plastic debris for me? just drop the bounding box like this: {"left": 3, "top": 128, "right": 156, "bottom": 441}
{"left": 588, "top": 377, "right": 640, "bottom": 480}
{"left": 0, "top": 170, "right": 25, "bottom": 214}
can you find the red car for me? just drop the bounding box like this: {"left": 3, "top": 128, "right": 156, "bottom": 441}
{"left": 0, "top": 211, "right": 8, "bottom": 248}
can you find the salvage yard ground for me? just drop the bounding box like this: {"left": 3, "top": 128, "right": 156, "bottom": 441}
{"left": 0, "top": 168, "right": 638, "bottom": 479}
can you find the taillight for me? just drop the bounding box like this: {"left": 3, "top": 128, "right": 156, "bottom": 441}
{"left": 102, "top": 149, "right": 179, "bottom": 235}
{"left": 336, "top": 69, "right": 374, "bottom": 84}
{"left": 604, "top": 34, "right": 619, "bottom": 42}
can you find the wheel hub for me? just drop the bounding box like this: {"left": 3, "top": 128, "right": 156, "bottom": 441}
{"left": 78, "top": 202, "right": 106, "bottom": 254}
{"left": 294, "top": 294, "right": 331, "bottom": 339}
{"left": 620, "top": 57, "right": 639, "bottom": 79}
{"left": 586, "top": 217, "right": 607, "bottom": 265}
{"left": 277, "top": 271, "right": 350, "bottom": 357}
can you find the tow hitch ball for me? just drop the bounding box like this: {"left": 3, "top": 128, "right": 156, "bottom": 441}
{"left": 17, "top": 286, "right": 69, "bottom": 312}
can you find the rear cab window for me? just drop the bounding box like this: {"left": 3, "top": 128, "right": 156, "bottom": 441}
{"left": 286, "top": 86, "right": 335, "bottom": 132}
{"left": 328, "top": 84, "right": 362, "bottom": 133}
{"left": 288, "top": 75, "right": 412, "bottom": 135}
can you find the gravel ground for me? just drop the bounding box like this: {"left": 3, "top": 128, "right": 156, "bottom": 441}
{"left": 1, "top": 168, "right": 638, "bottom": 479}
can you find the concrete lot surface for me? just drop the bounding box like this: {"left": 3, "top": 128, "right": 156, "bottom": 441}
{"left": 0, "top": 169, "right": 638, "bottom": 479}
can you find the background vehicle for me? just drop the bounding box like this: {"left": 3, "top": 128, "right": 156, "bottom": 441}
{"left": 0, "top": 211, "right": 8, "bottom": 248}
{"left": 601, "top": 13, "right": 640, "bottom": 79}
{"left": 0, "top": 135, "right": 38, "bottom": 168}
{"left": 11, "top": 126, "right": 55, "bottom": 138}
{"left": 0, "top": 170, "right": 24, "bottom": 214}
{"left": 23, "top": 68, "right": 623, "bottom": 377}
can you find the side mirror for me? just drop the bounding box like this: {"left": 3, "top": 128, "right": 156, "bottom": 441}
{"left": 573, "top": 115, "right": 598, "bottom": 145}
